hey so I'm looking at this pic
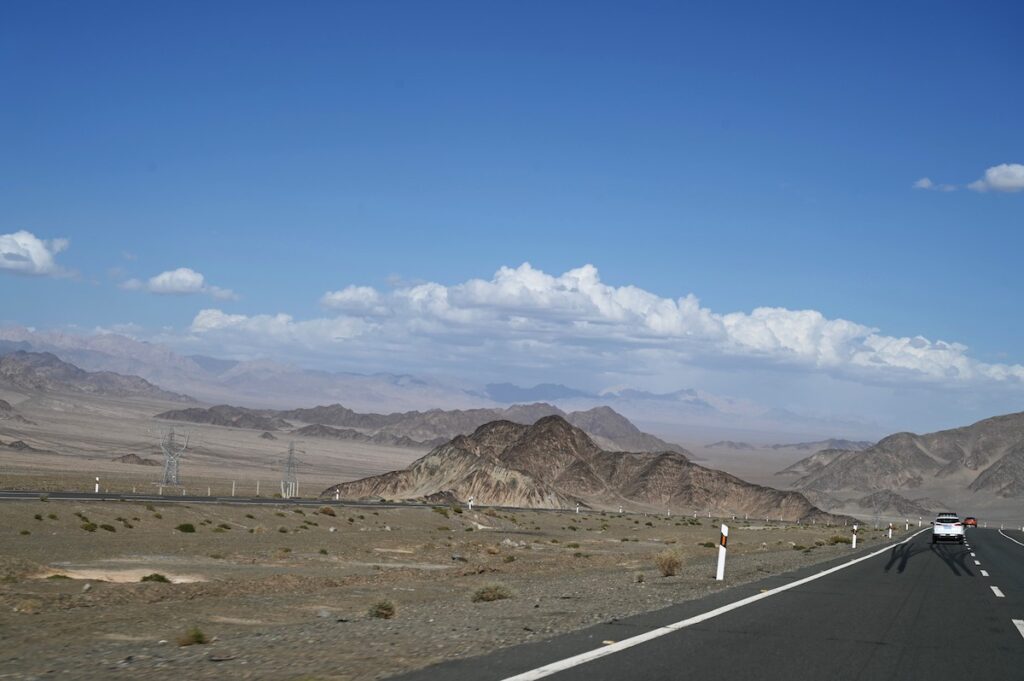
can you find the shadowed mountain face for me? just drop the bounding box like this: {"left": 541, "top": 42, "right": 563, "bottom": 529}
{"left": 156, "top": 402, "right": 688, "bottom": 454}
{"left": 0, "top": 352, "right": 194, "bottom": 403}
{"left": 323, "top": 416, "right": 846, "bottom": 523}
{"left": 792, "top": 411, "right": 1024, "bottom": 498}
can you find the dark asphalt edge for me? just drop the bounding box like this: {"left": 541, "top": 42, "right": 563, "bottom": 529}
{"left": 391, "top": 530, "right": 927, "bottom": 681}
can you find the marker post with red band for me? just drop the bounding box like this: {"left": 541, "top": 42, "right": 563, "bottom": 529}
{"left": 716, "top": 524, "right": 729, "bottom": 581}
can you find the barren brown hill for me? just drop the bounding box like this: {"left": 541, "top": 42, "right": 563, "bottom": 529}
{"left": 0, "top": 352, "right": 193, "bottom": 403}
{"left": 794, "top": 411, "right": 1024, "bottom": 498}
{"left": 290, "top": 423, "right": 441, "bottom": 449}
{"left": 323, "top": 415, "right": 844, "bottom": 523}
{"left": 155, "top": 405, "right": 292, "bottom": 431}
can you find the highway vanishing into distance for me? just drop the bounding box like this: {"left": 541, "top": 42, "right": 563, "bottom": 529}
{"left": 398, "top": 527, "right": 1024, "bottom": 681}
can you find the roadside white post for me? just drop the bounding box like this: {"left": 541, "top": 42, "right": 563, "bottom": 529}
{"left": 335, "top": 490, "right": 340, "bottom": 501}
{"left": 888, "top": 523, "right": 893, "bottom": 540}
{"left": 231, "top": 480, "right": 236, "bottom": 497}
{"left": 852, "top": 524, "right": 858, "bottom": 549}
{"left": 468, "top": 496, "right": 474, "bottom": 511}
{"left": 716, "top": 524, "right": 729, "bottom": 581}
{"left": 905, "top": 519, "right": 909, "bottom": 531}
{"left": 256, "top": 480, "right": 260, "bottom": 496}
{"left": 666, "top": 508, "right": 670, "bottom": 517}
{"left": 207, "top": 486, "right": 211, "bottom": 497}
{"left": 94, "top": 477, "right": 100, "bottom": 493}
{"left": 158, "top": 486, "right": 163, "bottom": 495}
{"left": 181, "top": 488, "right": 185, "bottom": 496}
{"left": 619, "top": 505, "right": 623, "bottom": 514}
{"left": 918, "top": 516, "right": 922, "bottom": 527}
{"left": 575, "top": 503, "right": 580, "bottom": 514}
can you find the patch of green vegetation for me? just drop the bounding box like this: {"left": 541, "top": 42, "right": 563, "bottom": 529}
{"left": 275, "top": 512, "right": 286, "bottom": 518}
{"left": 46, "top": 574, "right": 71, "bottom": 580}
{"left": 33, "top": 514, "right": 42, "bottom": 521}
{"left": 140, "top": 573, "right": 170, "bottom": 583}
{"left": 278, "top": 527, "right": 288, "bottom": 533}
{"left": 319, "top": 548, "right": 328, "bottom": 555}
{"left": 47, "top": 513, "right": 58, "bottom": 520}
{"left": 566, "top": 542, "right": 580, "bottom": 549}
{"left": 153, "top": 513, "right": 162, "bottom": 519}
{"left": 503, "top": 555, "right": 515, "bottom": 563}
{"left": 217, "top": 523, "right": 232, "bottom": 530}
{"left": 20, "top": 529, "right": 30, "bottom": 535}
{"left": 177, "top": 626, "right": 208, "bottom": 646}
{"left": 699, "top": 541, "right": 715, "bottom": 548}
{"left": 100, "top": 524, "right": 116, "bottom": 532}
{"left": 368, "top": 600, "right": 396, "bottom": 619}
{"left": 80, "top": 522, "right": 97, "bottom": 532}
{"left": 432, "top": 506, "right": 450, "bottom": 519}
{"left": 175, "top": 523, "right": 196, "bottom": 533}
{"left": 245, "top": 513, "right": 255, "bottom": 519}
{"left": 792, "top": 545, "right": 807, "bottom": 551}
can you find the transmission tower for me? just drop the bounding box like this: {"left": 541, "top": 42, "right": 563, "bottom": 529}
{"left": 281, "top": 441, "right": 300, "bottom": 498}
{"left": 159, "top": 428, "right": 189, "bottom": 486}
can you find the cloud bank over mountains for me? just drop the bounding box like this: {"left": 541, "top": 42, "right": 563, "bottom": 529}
{"left": 185, "top": 263, "right": 1024, "bottom": 390}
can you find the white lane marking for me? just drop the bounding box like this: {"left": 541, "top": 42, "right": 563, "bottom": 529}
{"left": 981, "top": 570, "right": 990, "bottom": 577}
{"left": 999, "top": 530, "right": 1024, "bottom": 548}
{"left": 1013, "top": 620, "right": 1024, "bottom": 641}
{"left": 992, "top": 586, "right": 1005, "bottom": 598}
{"left": 971, "top": 552, "right": 976, "bottom": 557}
{"left": 500, "top": 528, "right": 930, "bottom": 681}
{"left": 975, "top": 560, "right": 982, "bottom": 565}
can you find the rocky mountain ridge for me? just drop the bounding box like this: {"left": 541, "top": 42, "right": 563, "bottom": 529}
{"left": 323, "top": 415, "right": 847, "bottom": 523}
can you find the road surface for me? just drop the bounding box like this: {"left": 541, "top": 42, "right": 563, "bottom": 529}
{"left": 397, "top": 527, "right": 1024, "bottom": 681}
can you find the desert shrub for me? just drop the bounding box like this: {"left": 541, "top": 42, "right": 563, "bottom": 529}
{"left": 700, "top": 541, "right": 715, "bottom": 548}
{"left": 140, "top": 573, "right": 170, "bottom": 583}
{"left": 828, "top": 535, "right": 852, "bottom": 545}
{"left": 217, "top": 523, "right": 231, "bottom": 530}
{"left": 145, "top": 504, "right": 155, "bottom": 512}
{"left": 209, "top": 553, "right": 224, "bottom": 559}
{"left": 20, "top": 530, "right": 30, "bottom": 535}
{"left": 620, "top": 537, "right": 629, "bottom": 542}
{"left": 432, "top": 506, "right": 449, "bottom": 518}
{"left": 153, "top": 513, "right": 162, "bottom": 519}
{"left": 465, "top": 527, "right": 474, "bottom": 532}
{"left": 275, "top": 512, "right": 286, "bottom": 518}
{"left": 568, "top": 525, "right": 578, "bottom": 531}
{"left": 319, "top": 506, "right": 336, "bottom": 517}
{"left": 47, "top": 513, "right": 58, "bottom": 520}
{"left": 319, "top": 548, "right": 328, "bottom": 555}
{"left": 46, "top": 574, "right": 70, "bottom": 580}
{"left": 485, "top": 546, "right": 500, "bottom": 555}
{"left": 177, "top": 626, "right": 208, "bottom": 646}
{"left": 472, "top": 584, "right": 511, "bottom": 602}
{"left": 357, "top": 514, "right": 365, "bottom": 520}
{"left": 175, "top": 523, "right": 196, "bottom": 533}
{"left": 655, "top": 550, "right": 682, "bottom": 577}
{"left": 278, "top": 527, "right": 288, "bottom": 533}
{"left": 80, "top": 522, "right": 97, "bottom": 532}
{"left": 792, "top": 545, "right": 806, "bottom": 551}
{"left": 292, "top": 509, "right": 305, "bottom": 515}
{"left": 368, "top": 600, "right": 396, "bottom": 619}
{"left": 503, "top": 555, "right": 515, "bottom": 563}
{"left": 34, "top": 514, "right": 42, "bottom": 521}
{"left": 279, "top": 547, "right": 292, "bottom": 554}
{"left": 645, "top": 521, "right": 654, "bottom": 527}
{"left": 566, "top": 542, "right": 580, "bottom": 549}
{"left": 550, "top": 539, "right": 559, "bottom": 544}
{"left": 100, "top": 524, "right": 116, "bottom": 532}
{"left": 245, "top": 513, "right": 255, "bottom": 519}
{"left": 39, "top": 495, "right": 48, "bottom": 502}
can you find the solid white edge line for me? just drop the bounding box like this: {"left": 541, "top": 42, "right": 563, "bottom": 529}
{"left": 975, "top": 560, "right": 982, "bottom": 565}
{"left": 991, "top": 586, "right": 1005, "bottom": 598}
{"left": 999, "top": 530, "right": 1024, "bottom": 548}
{"left": 971, "top": 552, "right": 976, "bottom": 556}
{"left": 981, "top": 570, "right": 990, "bottom": 577}
{"left": 1013, "top": 619, "right": 1024, "bottom": 641}
{"left": 500, "top": 528, "right": 930, "bottom": 681}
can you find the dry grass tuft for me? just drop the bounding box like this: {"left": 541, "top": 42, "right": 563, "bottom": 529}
{"left": 655, "top": 550, "right": 681, "bottom": 577}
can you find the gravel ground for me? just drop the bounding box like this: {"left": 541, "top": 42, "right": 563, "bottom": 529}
{"left": 0, "top": 499, "right": 907, "bottom": 680}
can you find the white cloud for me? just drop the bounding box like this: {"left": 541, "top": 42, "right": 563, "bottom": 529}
{"left": 913, "top": 177, "right": 934, "bottom": 190}
{"left": 184, "top": 263, "right": 1024, "bottom": 388}
{"left": 914, "top": 177, "right": 957, "bottom": 192}
{"left": 968, "top": 163, "right": 1024, "bottom": 193}
{"left": 122, "top": 267, "right": 238, "bottom": 300}
{"left": 0, "top": 230, "right": 69, "bottom": 276}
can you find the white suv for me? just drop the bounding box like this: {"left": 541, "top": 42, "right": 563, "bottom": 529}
{"left": 931, "top": 513, "right": 965, "bottom": 544}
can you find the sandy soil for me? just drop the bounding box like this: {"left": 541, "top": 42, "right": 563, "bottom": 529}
{"left": 0, "top": 498, "right": 907, "bottom": 680}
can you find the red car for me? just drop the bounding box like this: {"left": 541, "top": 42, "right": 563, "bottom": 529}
{"left": 963, "top": 517, "right": 978, "bottom": 527}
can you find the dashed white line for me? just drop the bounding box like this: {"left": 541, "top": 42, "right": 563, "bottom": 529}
{"left": 991, "top": 586, "right": 1005, "bottom": 598}
{"left": 971, "top": 552, "right": 976, "bottom": 557}
{"left": 975, "top": 560, "right": 981, "bottom": 565}
{"left": 1013, "top": 620, "right": 1024, "bottom": 641}
{"left": 981, "top": 570, "right": 990, "bottom": 577}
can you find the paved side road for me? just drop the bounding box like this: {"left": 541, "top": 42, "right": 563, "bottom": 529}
{"left": 397, "top": 528, "right": 1024, "bottom": 681}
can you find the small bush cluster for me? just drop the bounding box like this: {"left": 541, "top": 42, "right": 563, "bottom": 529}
{"left": 175, "top": 523, "right": 196, "bottom": 533}
{"left": 318, "top": 506, "right": 336, "bottom": 517}
{"left": 368, "top": 600, "right": 396, "bottom": 619}
{"left": 655, "top": 550, "right": 682, "bottom": 577}
{"left": 828, "top": 535, "right": 852, "bottom": 545}
{"left": 177, "top": 626, "right": 208, "bottom": 646}
{"left": 472, "top": 584, "right": 511, "bottom": 602}
{"left": 140, "top": 573, "right": 170, "bottom": 583}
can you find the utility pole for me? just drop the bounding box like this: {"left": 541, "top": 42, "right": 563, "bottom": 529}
{"left": 159, "top": 429, "right": 189, "bottom": 486}
{"left": 281, "top": 442, "right": 299, "bottom": 499}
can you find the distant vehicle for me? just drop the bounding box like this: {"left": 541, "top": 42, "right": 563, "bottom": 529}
{"left": 963, "top": 516, "right": 978, "bottom": 527}
{"left": 932, "top": 513, "right": 965, "bottom": 544}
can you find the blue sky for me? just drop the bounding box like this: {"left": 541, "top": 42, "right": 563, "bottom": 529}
{"left": 1, "top": 2, "right": 1022, "bottom": 432}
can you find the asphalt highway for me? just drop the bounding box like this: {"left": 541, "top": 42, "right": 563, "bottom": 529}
{"left": 398, "top": 527, "right": 1024, "bottom": 681}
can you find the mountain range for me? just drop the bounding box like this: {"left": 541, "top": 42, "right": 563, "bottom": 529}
{"left": 0, "top": 351, "right": 193, "bottom": 403}
{"left": 787, "top": 411, "right": 1024, "bottom": 499}
{"left": 323, "top": 415, "right": 847, "bottom": 523}
{"left": 155, "top": 402, "right": 689, "bottom": 454}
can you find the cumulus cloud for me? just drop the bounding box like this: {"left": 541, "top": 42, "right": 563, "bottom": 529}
{"left": 0, "top": 230, "right": 69, "bottom": 276}
{"left": 913, "top": 177, "right": 934, "bottom": 190}
{"left": 913, "top": 177, "right": 957, "bottom": 192}
{"left": 184, "top": 263, "right": 1024, "bottom": 388}
{"left": 968, "top": 163, "right": 1024, "bottom": 193}
{"left": 122, "top": 267, "right": 237, "bottom": 300}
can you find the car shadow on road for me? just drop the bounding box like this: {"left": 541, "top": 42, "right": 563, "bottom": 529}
{"left": 883, "top": 541, "right": 974, "bottom": 576}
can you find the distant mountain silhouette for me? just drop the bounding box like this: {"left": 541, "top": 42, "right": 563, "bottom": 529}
{"left": 485, "top": 383, "right": 595, "bottom": 402}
